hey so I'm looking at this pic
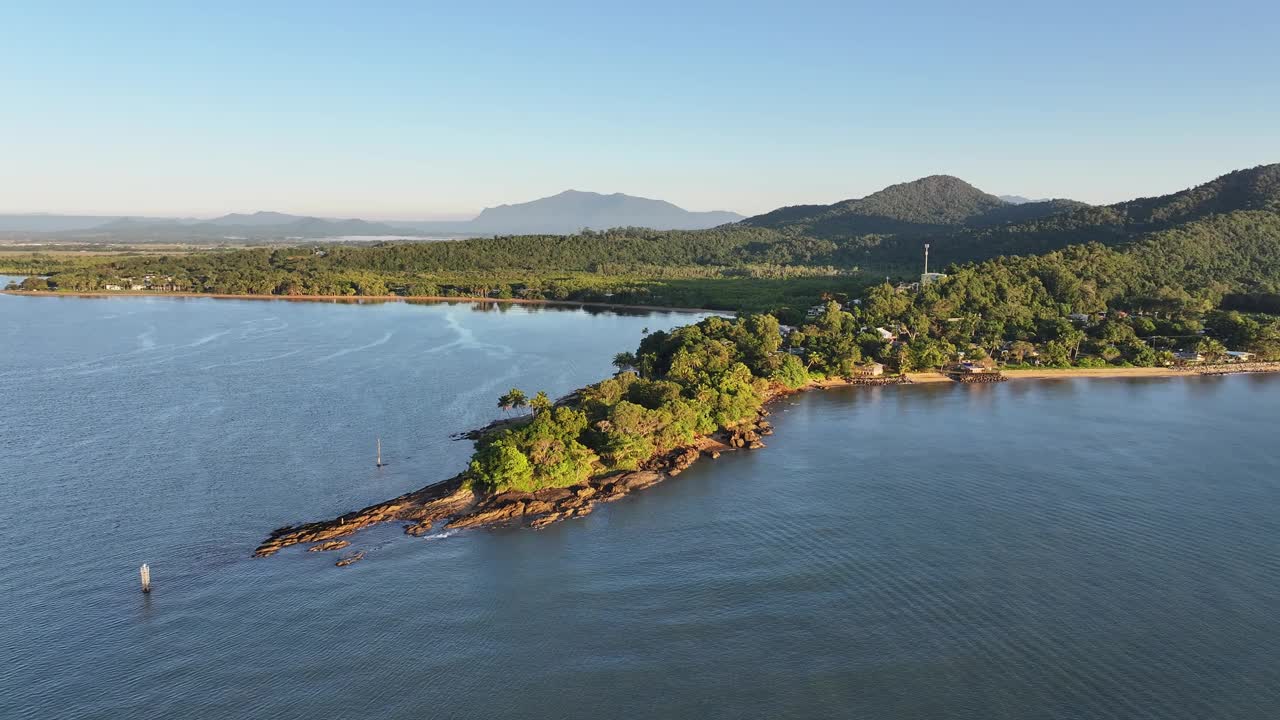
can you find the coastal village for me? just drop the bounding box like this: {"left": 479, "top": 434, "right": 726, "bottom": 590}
{"left": 101, "top": 274, "right": 178, "bottom": 292}
{"left": 781, "top": 260, "right": 1270, "bottom": 384}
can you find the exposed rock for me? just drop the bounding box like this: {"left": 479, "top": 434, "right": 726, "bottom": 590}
{"left": 538, "top": 487, "right": 576, "bottom": 503}
{"left": 522, "top": 499, "right": 559, "bottom": 516}
{"left": 529, "top": 503, "right": 595, "bottom": 529}
{"left": 335, "top": 551, "right": 365, "bottom": 567}
{"left": 727, "top": 426, "right": 764, "bottom": 449}
{"left": 615, "top": 471, "right": 663, "bottom": 491}
{"left": 403, "top": 521, "right": 434, "bottom": 537}
{"left": 446, "top": 500, "right": 526, "bottom": 529}
{"left": 665, "top": 447, "right": 701, "bottom": 476}
{"left": 253, "top": 476, "right": 475, "bottom": 557}
{"left": 261, "top": 375, "right": 903, "bottom": 559}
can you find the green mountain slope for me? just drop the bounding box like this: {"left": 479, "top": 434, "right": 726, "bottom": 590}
{"left": 740, "top": 164, "right": 1280, "bottom": 270}
{"left": 743, "top": 175, "right": 1016, "bottom": 236}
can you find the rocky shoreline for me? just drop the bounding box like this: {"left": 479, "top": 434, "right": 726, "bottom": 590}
{"left": 253, "top": 417, "right": 776, "bottom": 563}
{"left": 254, "top": 365, "right": 1280, "bottom": 565}
{"left": 252, "top": 377, "right": 903, "bottom": 564}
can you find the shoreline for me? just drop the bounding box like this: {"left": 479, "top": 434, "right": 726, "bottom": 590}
{"left": 254, "top": 363, "right": 1280, "bottom": 564}
{"left": 0, "top": 289, "right": 725, "bottom": 315}
{"left": 252, "top": 375, "right": 903, "bottom": 561}
{"left": 908, "top": 364, "right": 1280, "bottom": 383}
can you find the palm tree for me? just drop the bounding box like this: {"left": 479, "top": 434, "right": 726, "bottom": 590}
{"left": 530, "top": 391, "right": 552, "bottom": 416}
{"left": 507, "top": 388, "right": 528, "bottom": 415}
{"left": 612, "top": 352, "right": 638, "bottom": 373}
{"left": 497, "top": 391, "right": 514, "bottom": 415}
{"left": 1197, "top": 337, "right": 1227, "bottom": 362}
{"left": 1008, "top": 340, "right": 1037, "bottom": 364}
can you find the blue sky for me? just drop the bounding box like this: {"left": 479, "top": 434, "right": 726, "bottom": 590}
{"left": 2, "top": 0, "right": 1277, "bottom": 218}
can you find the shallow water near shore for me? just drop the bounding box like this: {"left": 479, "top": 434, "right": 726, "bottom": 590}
{"left": 3, "top": 289, "right": 1279, "bottom": 719}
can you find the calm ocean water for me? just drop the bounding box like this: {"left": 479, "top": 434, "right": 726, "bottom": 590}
{"left": 3, "top": 286, "right": 1279, "bottom": 719}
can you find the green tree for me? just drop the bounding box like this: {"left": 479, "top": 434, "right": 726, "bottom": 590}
{"left": 530, "top": 391, "right": 552, "bottom": 416}
{"left": 770, "top": 353, "right": 810, "bottom": 389}
{"left": 1196, "top": 338, "right": 1227, "bottom": 362}
{"left": 468, "top": 439, "right": 534, "bottom": 492}
{"left": 612, "top": 352, "right": 638, "bottom": 373}
{"left": 507, "top": 388, "right": 529, "bottom": 415}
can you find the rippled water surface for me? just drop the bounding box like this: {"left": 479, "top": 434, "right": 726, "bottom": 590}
{"left": 3, "top": 287, "right": 1279, "bottom": 719}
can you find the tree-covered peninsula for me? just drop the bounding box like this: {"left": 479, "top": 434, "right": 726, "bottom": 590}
{"left": 256, "top": 264, "right": 1280, "bottom": 559}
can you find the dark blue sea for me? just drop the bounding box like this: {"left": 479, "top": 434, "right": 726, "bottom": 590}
{"left": 3, "top": 285, "right": 1278, "bottom": 719}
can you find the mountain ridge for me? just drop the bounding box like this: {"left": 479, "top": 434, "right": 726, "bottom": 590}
{"left": 742, "top": 175, "right": 1044, "bottom": 237}
{"left": 0, "top": 191, "right": 743, "bottom": 239}
{"left": 463, "top": 189, "right": 742, "bottom": 234}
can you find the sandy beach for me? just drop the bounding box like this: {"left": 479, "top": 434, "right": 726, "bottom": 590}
{"left": 906, "top": 364, "right": 1280, "bottom": 383}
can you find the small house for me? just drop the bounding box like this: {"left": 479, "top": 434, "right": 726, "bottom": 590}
{"left": 1171, "top": 350, "right": 1204, "bottom": 364}
{"left": 955, "top": 361, "right": 998, "bottom": 374}
{"left": 1224, "top": 351, "right": 1254, "bottom": 363}
{"left": 104, "top": 284, "right": 122, "bottom": 291}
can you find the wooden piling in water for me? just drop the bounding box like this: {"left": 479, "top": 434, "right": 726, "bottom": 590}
{"left": 140, "top": 563, "right": 151, "bottom": 593}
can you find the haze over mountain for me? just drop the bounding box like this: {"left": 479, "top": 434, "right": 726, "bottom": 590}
{"left": 450, "top": 190, "right": 742, "bottom": 234}
{"left": 0, "top": 214, "right": 156, "bottom": 233}
{"left": 0, "top": 190, "right": 743, "bottom": 241}
{"left": 71, "top": 214, "right": 409, "bottom": 242}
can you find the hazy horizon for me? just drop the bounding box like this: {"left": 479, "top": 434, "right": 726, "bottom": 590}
{"left": 3, "top": 1, "right": 1277, "bottom": 219}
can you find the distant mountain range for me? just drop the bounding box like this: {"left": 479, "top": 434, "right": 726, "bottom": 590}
{"left": 0, "top": 191, "right": 743, "bottom": 241}
{"left": 91, "top": 214, "right": 406, "bottom": 239}
{"left": 997, "top": 195, "right": 1040, "bottom": 205}
{"left": 437, "top": 190, "right": 743, "bottom": 234}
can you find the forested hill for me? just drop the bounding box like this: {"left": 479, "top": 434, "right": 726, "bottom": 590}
{"left": 743, "top": 165, "right": 1280, "bottom": 237}
{"left": 906, "top": 164, "right": 1280, "bottom": 267}
{"left": 737, "top": 164, "right": 1280, "bottom": 269}
{"left": 743, "top": 175, "right": 1014, "bottom": 236}
{"left": 11, "top": 164, "right": 1280, "bottom": 313}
